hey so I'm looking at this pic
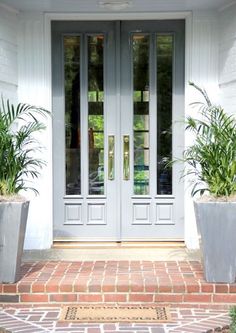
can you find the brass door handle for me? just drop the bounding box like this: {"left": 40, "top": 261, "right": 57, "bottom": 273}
{"left": 108, "top": 136, "right": 115, "bottom": 180}
{"left": 123, "top": 135, "right": 130, "bottom": 180}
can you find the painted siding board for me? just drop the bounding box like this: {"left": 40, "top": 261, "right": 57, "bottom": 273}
{"left": 0, "top": 4, "right": 18, "bottom": 99}
{"left": 18, "top": 13, "right": 53, "bottom": 250}
{"left": 184, "top": 10, "right": 219, "bottom": 249}
{"left": 219, "top": 3, "right": 236, "bottom": 115}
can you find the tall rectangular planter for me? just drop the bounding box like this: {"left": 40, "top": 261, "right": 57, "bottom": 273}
{"left": 194, "top": 201, "right": 236, "bottom": 283}
{"left": 0, "top": 201, "right": 29, "bottom": 283}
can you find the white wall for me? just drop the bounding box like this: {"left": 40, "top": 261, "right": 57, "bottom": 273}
{"left": 184, "top": 10, "right": 219, "bottom": 248}
{"left": 219, "top": 3, "right": 236, "bottom": 113}
{"left": 0, "top": 4, "right": 18, "bottom": 100}
{"left": 16, "top": 9, "right": 220, "bottom": 250}
{"left": 18, "top": 13, "right": 53, "bottom": 249}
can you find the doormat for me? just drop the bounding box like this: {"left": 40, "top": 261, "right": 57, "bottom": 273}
{"left": 59, "top": 305, "right": 172, "bottom": 323}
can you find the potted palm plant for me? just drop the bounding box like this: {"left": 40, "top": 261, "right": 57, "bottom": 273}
{"left": 0, "top": 98, "right": 48, "bottom": 283}
{"left": 182, "top": 82, "right": 236, "bottom": 283}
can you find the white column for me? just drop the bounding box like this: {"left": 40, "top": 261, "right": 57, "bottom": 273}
{"left": 18, "top": 12, "right": 53, "bottom": 249}
{"left": 185, "top": 10, "right": 219, "bottom": 249}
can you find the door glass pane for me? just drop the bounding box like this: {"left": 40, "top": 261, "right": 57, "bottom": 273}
{"left": 64, "top": 36, "right": 81, "bottom": 195}
{"left": 88, "top": 35, "right": 104, "bottom": 195}
{"left": 157, "top": 35, "right": 173, "bottom": 195}
{"left": 133, "top": 35, "right": 150, "bottom": 195}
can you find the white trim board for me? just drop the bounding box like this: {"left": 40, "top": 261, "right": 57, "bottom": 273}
{"left": 45, "top": 12, "right": 191, "bottom": 21}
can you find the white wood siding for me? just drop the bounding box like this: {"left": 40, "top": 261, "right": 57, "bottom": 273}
{"left": 219, "top": 3, "right": 236, "bottom": 113}
{"left": 18, "top": 13, "right": 53, "bottom": 250}
{"left": 0, "top": 4, "right": 18, "bottom": 100}
{"left": 185, "top": 11, "right": 219, "bottom": 249}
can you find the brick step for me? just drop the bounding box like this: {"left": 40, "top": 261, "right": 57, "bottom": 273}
{"left": 0, "top": 261, "right": 236, "bottom": 307}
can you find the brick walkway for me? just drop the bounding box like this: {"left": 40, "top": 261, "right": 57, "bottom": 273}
{"left": 0, "top": 260, "right": 235, "bottom": 332}
{"left": 0, "top": 261, "right": 236, "bottom": 306}
{"left": 0, "top": 306, "right": 231, "bottom": 333}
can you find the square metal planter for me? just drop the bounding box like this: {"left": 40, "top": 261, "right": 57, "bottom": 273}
{"left": 0, "top": 201, "right": 29, "bottom": 283}
{"left": 194, "top": 201, "right": 236, "bottom": 283}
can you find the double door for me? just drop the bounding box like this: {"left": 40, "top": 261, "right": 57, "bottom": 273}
{"left": 52, "top": 20, "right": 185, "bottom": 241}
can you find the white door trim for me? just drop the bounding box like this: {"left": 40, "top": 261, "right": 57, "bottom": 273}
{"left": 45, "top": 12, "right": 191, "bottom": 21}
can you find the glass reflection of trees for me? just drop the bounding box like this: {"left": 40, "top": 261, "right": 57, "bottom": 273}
{"left": 64, "top": 36, "right": 81, "bottom": 195}
{"left": 132, "top": 34, "right": 173, "bottom": 195}
{"left": 64, "top": 34, "right": 173, "bottom": 196}
{"left": 133, "top": 35, "right": 150, "bottom": 195}
{"left": 88, "top": 35, "right": 105, "bottom": 195}
{"left": 157, "top": 35, "right": 173, "bottom": 195}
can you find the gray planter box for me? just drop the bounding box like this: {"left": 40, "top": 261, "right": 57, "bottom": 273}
{"left": 194, "top": 201, "right": 236, "bottom": 283}
{"left": 0, "top": 201, "right": 29, "bottom": 283}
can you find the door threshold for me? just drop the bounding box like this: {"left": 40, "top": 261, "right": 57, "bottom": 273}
{"left": 53, "top": 241, "right": 185, "bottom": 249}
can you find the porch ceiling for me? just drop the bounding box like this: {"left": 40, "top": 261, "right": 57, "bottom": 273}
{"left": 0, "top": 0, "right": 233, "bottom": 13}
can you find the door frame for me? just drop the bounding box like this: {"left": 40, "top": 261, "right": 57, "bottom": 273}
{"left": 45, "top": 11, "right": 192, "bottom": 243}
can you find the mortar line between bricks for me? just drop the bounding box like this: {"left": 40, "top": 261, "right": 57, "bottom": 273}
{"left": 166, "top": 311, "right": 229, "bottom": 332}
{"left": 38, "top": 307, "right": 50, "bottom": 324}
{"left": 2, "top": 309, "right": 51, "bottom": 333}
{"left": 49, "top": 311, "right": 62, "bottom": 333}
{"left": 100, "top": 323, "right": 105, "bottom": 333}
{"left": 49, "top": 321, "right": 57, "bottom": 333}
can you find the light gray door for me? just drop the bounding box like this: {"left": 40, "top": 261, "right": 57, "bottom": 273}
{"left": 52, "top": 20, "right": 184, "bottom": 241}
{"left": 52, "top": 22, "right": 119, "bottom": 240}
{"left": 120, "top": 21, "right": 185, "bottom": 240}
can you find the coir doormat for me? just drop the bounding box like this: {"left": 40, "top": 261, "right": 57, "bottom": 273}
{"left": 59, "top": 305, "right": 172, "bottom": 323}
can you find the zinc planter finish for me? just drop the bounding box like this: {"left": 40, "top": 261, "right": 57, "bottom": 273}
{"left": 0, "top": 201, "right": 29, "bottom": 283}
{"left": 194, "top": 201, "right": 236, "bottom": 283}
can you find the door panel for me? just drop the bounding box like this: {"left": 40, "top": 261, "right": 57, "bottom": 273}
{"left": 52, "top": 22, "right": 119, "bottom": 240}
{"left": 52, "top": 20, "right": 185, "bottom": 241}
{"left": 120, "top": 21, "right": 185, "bottom": 240}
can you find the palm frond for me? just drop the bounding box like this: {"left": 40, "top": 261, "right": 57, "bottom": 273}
{"left": 178, "top": 83, "right": 236, "bottom": 197}
{"left": 0, "top": 97, "right": 49, "bottom": 195}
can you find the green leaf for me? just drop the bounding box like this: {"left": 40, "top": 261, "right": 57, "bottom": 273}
{"left": 0, "top": 97, "right": 49, "bottom": 195}
{"left": 175, "top": 83, "right": 236, "bottom": 198}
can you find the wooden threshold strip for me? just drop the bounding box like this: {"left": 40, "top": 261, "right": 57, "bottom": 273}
{"left": 53, "top": 241, "right": 185, "bottom": 249}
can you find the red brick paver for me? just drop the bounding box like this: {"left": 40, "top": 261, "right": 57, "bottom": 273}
{"left": 0, "top": 261, "right": 235, "bottom": 307}
{"left": 0, "top": 306, "right": 231, "bottom": 333}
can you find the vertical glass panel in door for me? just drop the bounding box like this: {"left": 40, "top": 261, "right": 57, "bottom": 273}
{"left": 133, "top": 35, "right": 150, "bottom": 195}
{"left": 157, "top": 35, "right": 173, "bottom": 195}
{"left": 64, "top": 36, "right": 81, "bottom": 195}
{"left": 88, "top": 35, "right": 104, "bottom": 195}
